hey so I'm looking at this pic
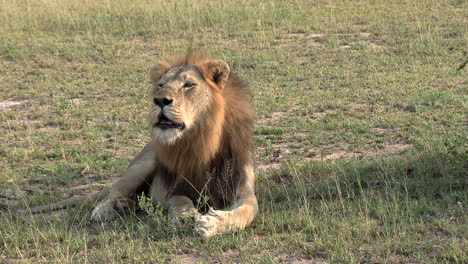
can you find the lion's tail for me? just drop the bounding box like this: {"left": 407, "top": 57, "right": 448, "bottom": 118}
{"left": 16, "top": 190, "right": 110, "bottom": 215}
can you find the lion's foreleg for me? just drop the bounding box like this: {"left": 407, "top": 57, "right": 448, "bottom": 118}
{"left": 150, "top": 177, "right": 201, "bottom": 225}
{"left": 194, "top": 194, "right": 258, "bottom": 238}
{"left": 194, "top": 164, "right": 258, "bottom": 238}
{"left": 91, "top": 143, "right": 156, "bottom": 221}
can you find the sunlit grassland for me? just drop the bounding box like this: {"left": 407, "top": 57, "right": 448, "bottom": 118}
{"left": 0, "top": 0, "right": 466, "bottom": 263}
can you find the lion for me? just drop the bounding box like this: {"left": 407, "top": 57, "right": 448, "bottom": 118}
{"left": 18, "top": 52, "right": 258, "bottom": 238}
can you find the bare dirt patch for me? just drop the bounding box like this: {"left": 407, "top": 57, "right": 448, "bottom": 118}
{"left": 311, "top": 110, "right": 337, "bottom": 120}
{"left": 369, "top": 42, "right": 382, "bottom": 48}
{"left": 276, "top": 32, "right": 324, "bottom": 47}
{"left": 307, "top": 150, "right": 349, "bottom": 161}
{"left": 287, "top": 32, "right": 324, "bottom": 39}
{"left": 288, "top": 32, "right": 374, "bottom": 39}
{"left": 173, "top": 249, "right": 204, "bottom": 264}
{"left": 257, "top": 162, "right": 282, "bottom": 171}
{"left": 306, "top": 143, "right": 412, "bottom": 162}
{"left": 250, "top": 249, "right": 326, "bottom": 264}
{"left": 0, "top": 99, "right": 28, "bottom": 110}
{"left": 71, "top": 98, "right": 88, "bottom": 105}
{"left": 38, "top": 123, "right": 59, "bottom": 131}
{"left": 298, "top": 31, "right": 383, "bottom": 49}
{"left": 257, "top": 111, "right": 289, "bottom": 125}
{"left": 274, "top": 253, "right": 327, "bottom": 264}
{"left": 377, "top": 143, "right": 412, "bottom": 156}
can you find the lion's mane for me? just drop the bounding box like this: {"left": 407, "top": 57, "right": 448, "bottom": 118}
{"left": 150, "top": 53, "right": 254, "bottom": 208}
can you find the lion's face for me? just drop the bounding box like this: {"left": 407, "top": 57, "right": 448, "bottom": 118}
{"left": 150, "top": 65, "right": 216, "bottom": 145}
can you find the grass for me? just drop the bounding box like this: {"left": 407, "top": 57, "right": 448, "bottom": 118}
{"left": 0, "top": 0, "right": 466, "bottom": 263}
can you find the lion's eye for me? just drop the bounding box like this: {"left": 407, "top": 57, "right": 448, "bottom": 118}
{"left": 157, "top": 82, "right": 164, "bottom": 88}
{"left": 183, "top": 82, "right": 196, "bottom": 89}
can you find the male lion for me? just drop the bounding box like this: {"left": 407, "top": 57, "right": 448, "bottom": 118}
{"left": 20, "top": 52, "right": 258, "bottom": 238}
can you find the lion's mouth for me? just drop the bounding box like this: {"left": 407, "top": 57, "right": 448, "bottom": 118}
{"left": 154, "top": 115, "right": 185, "bottom": 130}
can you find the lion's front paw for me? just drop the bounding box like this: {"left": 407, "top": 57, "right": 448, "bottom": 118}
{"left": 90, "top": 199, "right": 119, "bottom": 221}
{"left": 194, "top": 208, "right": 228, "bottom": 238}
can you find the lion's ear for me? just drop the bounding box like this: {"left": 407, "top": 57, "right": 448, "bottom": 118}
{"left": 149, "top": 60, "right": 171, "bottom": 84}
{"left": 205, "top": 60, "right": 230, "bottom": 89}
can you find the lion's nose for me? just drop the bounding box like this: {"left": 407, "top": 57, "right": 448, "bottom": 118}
{"left": 153, "top": 97, "right": 173, "bottom": 108}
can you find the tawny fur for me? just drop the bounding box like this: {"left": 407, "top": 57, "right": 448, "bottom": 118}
{"left": 18, "top": 52, "right": 257, "bottom": 238}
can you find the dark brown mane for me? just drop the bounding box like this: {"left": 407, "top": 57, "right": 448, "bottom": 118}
{"left": 150, "top": 53, "right": 254, "bottom": 207}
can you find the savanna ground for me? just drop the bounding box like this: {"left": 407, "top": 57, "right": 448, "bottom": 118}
{"left": 0, "top": 0, "right": 466, "bottom": 263}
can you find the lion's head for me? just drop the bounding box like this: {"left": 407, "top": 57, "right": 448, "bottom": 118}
{"left": 149, "top": 53, "right": 230, "bottom": 145}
